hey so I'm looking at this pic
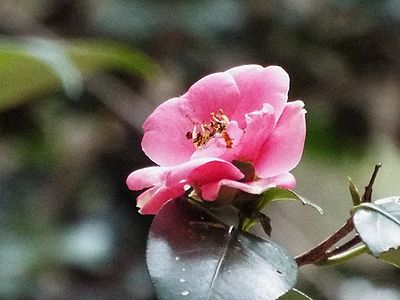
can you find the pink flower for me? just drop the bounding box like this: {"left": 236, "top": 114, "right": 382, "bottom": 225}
{"left": 127, "top": 65, "right": 306, "bottom": 214}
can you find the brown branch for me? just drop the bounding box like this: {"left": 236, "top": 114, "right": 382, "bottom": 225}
{"left": 295, "top": 218, "right": 355, "bottom": 266}
{"left": 296, "top": 164, "right": 381, "bottom": 267}
{"left": 317, "top": 235, "right": 362, "bottom": 264}
{"left": 361, "top": 163, "right": 381, "bottom": 203}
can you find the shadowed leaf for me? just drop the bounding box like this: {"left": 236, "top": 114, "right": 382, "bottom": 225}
{"left": 278, "top": 288, "right": 313, "bottom": 300}
{"left": 379, "top": 248, "right": 400, "bottom": 268}
{"left": 257, "top": 188, "right": 323, "bottom": 215}
{"left": 147, "top": 199, "right": 298, "bottom": 300}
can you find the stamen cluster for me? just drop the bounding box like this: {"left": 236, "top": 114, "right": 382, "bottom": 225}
{"left": 186, "top": 109, "right": 232, "bottom": 148}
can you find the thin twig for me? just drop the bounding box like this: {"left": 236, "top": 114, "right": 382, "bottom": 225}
{"left": 320, "top": 235, "right": 362, "bottom": 259}
{"left": 295, "top": 218, "right": 354, "bottom": 266}
{"left": 295, "top": 164, "right": 381, "bottom": 267}
{"left": 361, "top": 163, "right": 381, "bottom": 203}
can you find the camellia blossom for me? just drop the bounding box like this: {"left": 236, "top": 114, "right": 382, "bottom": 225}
{"left": 127, "top": 65, "right": 306, "bottom": 214}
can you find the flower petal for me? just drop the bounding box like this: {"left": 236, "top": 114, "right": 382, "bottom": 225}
{"left": 126, "top": 166, "right": 167, "bottom": 190}
{"left": 138, "top": 184, "right": 186, "bottom": 215}
{"left": 187, "top": 159, "right": 244, "bottom": 186}
{"left": 255, "top": 101, "right": 306, "bottom": 178}
{"left": 142, "top": 97, "right": 195, "bottom": 167}
{"left": 137, "top": 186, "right": 160, "bottom": 207}
{"left": 129, "top": 158, "right": 244, "bottom": 214}
{"left": 234, "top": 103, "right": 275, "bottom": 162}
{"left": 184, "top": 72, "right": 241, "bottom": 123}
{"left": 226, "top": 65, "right": 290, "bottom": 127}
{"left": 201, "top": 173, "right": 296, "bottom": 200}
{"left": 165, "top": 157, "right": 243, "bottom": 186}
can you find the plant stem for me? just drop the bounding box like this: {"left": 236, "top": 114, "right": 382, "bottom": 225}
{"left": 295, "top": 218, "right": 355, "bottom": 266}
{"left": 241, "top": 218, "right": 257, "bottom": 232}
{"left": 362, "top": 163, "right": 381, "bottom": 203}
{"left": 322, "top": 235, "right": 362, "bottom": 258}
{"left": 296, "top": 164, "right": 381, "bottom": 267}
{"left": 316, "top": 245, "right": 368, "bottom": 266}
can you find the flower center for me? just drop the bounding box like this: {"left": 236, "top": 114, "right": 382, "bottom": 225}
{"left": 186, "top": 109, "right": 233, "bottom": 149}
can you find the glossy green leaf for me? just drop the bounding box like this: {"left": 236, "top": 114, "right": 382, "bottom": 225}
{"left": 379, "top": 248, "right": 400, "bottom": 268}
{"left": 352, "top": 197, "right": 400, "bottom": 256}
{"left": 257, "top": 188, "right": 323, "bottom": 215}
{"left": 278, "top": 288, "right": 313, "bottom": 300}
{"left": 0, "top": 38, "right": 156, "bottom": 111}
{"left": 147, "top": 199, "right": 298, "bottom": 300}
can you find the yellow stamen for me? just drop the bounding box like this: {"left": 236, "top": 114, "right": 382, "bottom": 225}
{"left": 186, "top": 109, "right": 232, "bottom": 148}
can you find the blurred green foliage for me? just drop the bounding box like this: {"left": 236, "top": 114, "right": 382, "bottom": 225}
{"left": 0, "top": 38, "right": 156, "bottom": 111}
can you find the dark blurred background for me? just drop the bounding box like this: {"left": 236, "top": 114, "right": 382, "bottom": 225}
{"left": 0, "top": 1, "right": 399, "bottom": 299}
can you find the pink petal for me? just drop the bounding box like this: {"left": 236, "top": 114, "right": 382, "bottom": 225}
{"left": 127, "top": 158, "right": 243, "bottom": 191}
{"left": 126, "top": 166, "right": 167, "bottom": 190}
{"left": 138, "top": 184, "right": 186, "bottom": 214}
{"left": 142, "top": 97, "right": 195, "bottom": 167}
{"left": 184, "top": 72, "right": 241, "bottom": 123}
{"left": 128, "top": 158, "right": 244, "bottom": 214}
{"left": 234, "top": 103, "right": 275, "bottom": 162}
{"left": 255, "top": 101, "right": 306, "bottom": 178}
{"left": 201, "top": 173, "right": 296, "bottom": 200}
{"left": 137, "top": 186, "right": 160, "bottom": 207}
{"left": 165, "top": 157, "right": 243, "bottom": 187}
{"left": 226, "top": 65, "right": 290, "bottom": 127}
{"left": 187, "top": 159, "right": 244, "bottom": 186}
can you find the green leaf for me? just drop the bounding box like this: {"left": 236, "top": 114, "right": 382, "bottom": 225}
{"left": 278, "top": 288, "right": 313, "bottom": 300}
{"left": 257, "top": 188, "right": 323, "bottom": 215}
{"left": 352, "top": 197, "right": 400, "bottom": 256}
{"left": 0, "top": 46, "right": 59, "bottom": 111}
{"left": 147, "top": 199, "right": 298, "bottom": 300}
{"left": 379, "top": 248, "right": 400, "bottom": 268}
{"left": 66, "top": 39, "right": 157, "bottom": 79}
{"left": 0, "top": 38, "right": 156, "bottom": 111}
{"left": 348, "top": 177, "right": 361, "bottom": 206}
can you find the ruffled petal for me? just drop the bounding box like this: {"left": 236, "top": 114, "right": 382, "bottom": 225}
{"left": 142, "top": 97, "right": 195, "bottom": 167}
{"left": 234, "top": 103, "right": 275, "bottom": 162}
{"left": 201, "top": 172, "right": 296, "bottom": 200}
{"left": 226, "top": 65, "right": 290, "bottom": 127}
{"left": 164, "top": 157, "right": 243, "bottom": 186}
{"left": 137, "top": 186, "right": 160, "bottom": 207}
{"left": 138, "top": 184, "right": 186, "bottom": 214}
{"left": 255, "top": 101, "right": 306, "bottom": 178}
{"left": 184, "top": 72, "right": 241, "bottom": 123}
{"left": 126, "top": 166, "right": 167, "bottom": 190}
{"left": 128, "top": 158, "right": 244, "bottom": 214}
{"left": 187, "top": 159, "right": 244, "bottom": 186}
